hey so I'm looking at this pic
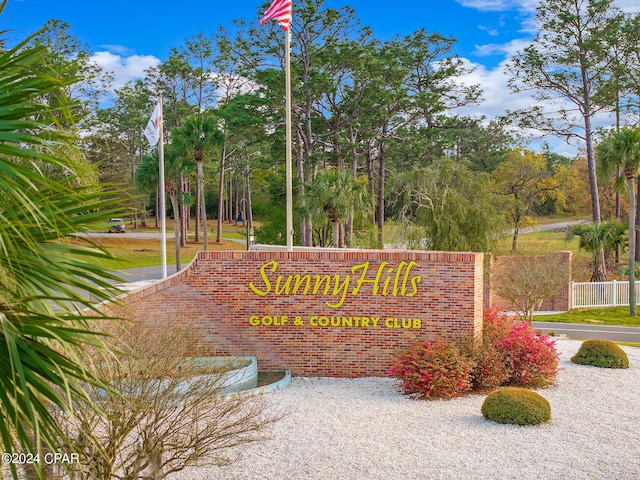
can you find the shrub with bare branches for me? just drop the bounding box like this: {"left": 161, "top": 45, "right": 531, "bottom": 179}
{"left": 49, "top": 321, "right": 280, "bottom": 480}
{"left": 492, "top": 254, "right": 569, "bottom": 322}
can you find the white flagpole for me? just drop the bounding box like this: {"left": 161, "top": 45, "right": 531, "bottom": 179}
{"left": 158, "top": 98, "right": 168, "bottom": 278}
{"left": 285, "top": 28, "right": 293, "bottom": 252}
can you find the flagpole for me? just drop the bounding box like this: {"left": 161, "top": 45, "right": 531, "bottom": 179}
{"left": 285, "top": 28, "right": 293, "bottom": 252}
{"left": 158, "top": 98, "right": 168, "bottom": 278}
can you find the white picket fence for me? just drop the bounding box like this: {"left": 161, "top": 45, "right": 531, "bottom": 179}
{"left": 572, "top": 280, "right": 640, "bottom": 308}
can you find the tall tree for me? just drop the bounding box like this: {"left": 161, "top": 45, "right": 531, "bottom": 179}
{"left": 507, "top": 0, "right": 623, "bottom": 225}
{"left": 172, "top": 113, "right": 222, "bottom": 251}
{"left": 597, "top": 127, "right": 640, "bottom": 315}
{"left": 493, "top": 149, "right": 566, "bottom": 253}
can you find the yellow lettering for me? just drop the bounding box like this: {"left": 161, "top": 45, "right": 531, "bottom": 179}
{"left": 351, "top": 262, "right": 372, "bottom": 295}
{"left": 312, "top": 275, "right": 333, "bottom": 295}
{"left": 292, "top": 274, "right": 312, "bottom": 294}
{"left": 248, "top": 260, "right": 422, "bottom": 305}
{"left": 392, "top": 262, "right": 407, "bottom": 296}
{"left": 402, "top": 261, "right": 421, "bottom": 296}
{"left": 249, "top": 316, "right": 260, "bottom": 326}
{"left": 325, "top": 275, "right": 351, "bottom": 308}
{"left": 249, "top": 261, "right": 277, "bottom": 296}
{"left": 372, "top": 262, "right": 389, "bottom": 295}
{"left": 275, "top": 275, "right": 293, "bottom": 295}
{"left": 381, "top": 267, "right": 394, "bottom": 296}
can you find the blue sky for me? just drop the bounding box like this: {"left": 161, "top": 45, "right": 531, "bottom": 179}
{"left": 3, "top": 0, "right": 530, "bottom": 67}
{"left": 3, "top": 0, "right": 639, "bottom": 156}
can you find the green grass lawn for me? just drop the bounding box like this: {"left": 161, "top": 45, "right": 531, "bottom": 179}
{"left": 73, "top": 218, "right": 251, "bottom": 271}
{"left": 533, "top": 306, "right": 640, "bottom": 326}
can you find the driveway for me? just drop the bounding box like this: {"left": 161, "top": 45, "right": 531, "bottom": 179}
{"left": 533, "top": 321, "right": 640, "bottom": 343}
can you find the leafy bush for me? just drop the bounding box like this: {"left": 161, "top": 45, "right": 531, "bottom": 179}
{"left": 500, "top": 321, "right": 559, "bottom": 387}
{"left": 571, "top": 339, "right": 629, "bottom": 369}
{"left": 388, "top": 339, "right": 474, "bottom": 399}
{"left": 481, "top": 387, "right": 551, "bottom": 425}
{"left": 473, "top": 307, "right": 559, "bottom": 389}
{"left": 390, "top": 309, "right": 559, "bottom": 400}
{"left": 471, "top": 341, "right": 509, "bottom": 389}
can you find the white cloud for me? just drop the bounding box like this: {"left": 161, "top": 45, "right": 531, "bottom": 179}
{"left": 458, "top": 0, "right": 638, "bottom": 14}
{"left": 98, "top": 44, "right": 136, "bottom": 56}
{"left": 455, "top": 0, "right": 538, "bottom": 13}
{"left": 478, "top": 25, "right": 500, "bottom": 36}
{"left": 473, "top": 38, "right": 532, "bottom": 58}
{"left": 456, "top": 0, "right": 638, "bottom": 157}
{"left": 452, "top": 57, "right": 597, "bottom": 157}
{"left": 90, "top": 51, "right": 160, "bottom": 90}
{"left": 615, "top": 0, "right": 640, "bottom": 13}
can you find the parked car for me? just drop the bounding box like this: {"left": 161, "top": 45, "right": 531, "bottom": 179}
{"left": 108, "top": 218, "right": 125, "bottom": 233}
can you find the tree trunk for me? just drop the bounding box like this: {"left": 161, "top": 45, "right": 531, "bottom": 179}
{"left": 377, "top": 137, "right": 386, "bottom": 247}
{"left": 246, "top": 165, "right": 254, "bottom": 245}
{"left": 296, "top": 128, "right": 308, "bottom": 246}
{"left": 216, "top": 139, "right": 226, "bottom": 244}
{"left": 635, "top": 178, "right": 640, "bottom": 263}
{"left": 170, "top": 192, "right": 181, "bottom": 271}
{"left": 194, "top": 180, "right": 200, "bottom": 242}
{"left": 511, "top": 227, "right": 519, "bottom": 254}
{"left": 179, "top": 173, "right": 186, "bottom": 247}
{"left": 332, "top": 220, "right": 340, "bottom": 248}
{"left": 366, "top": 144, "right": 376, "bottom": 228}
{"left": 630, "top": 176, "right": 637, "bottom": 316}
{"left": 198, "top": 160, "right": 208, "bottom": 251}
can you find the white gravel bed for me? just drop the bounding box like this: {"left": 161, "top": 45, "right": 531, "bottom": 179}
{"left": 169, "top": 340, "right": 640, "bottom": 480}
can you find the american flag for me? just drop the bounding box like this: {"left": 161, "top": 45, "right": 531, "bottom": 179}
{"left": 260, "top": 0, "right": 292, "bottom": 31}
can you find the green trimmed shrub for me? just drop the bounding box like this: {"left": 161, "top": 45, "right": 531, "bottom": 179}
{"left": 481, "top": 387, "right": 551, "bottom": 425}
{"left": 571, "top": 339, "right": 629, "bottom": 369}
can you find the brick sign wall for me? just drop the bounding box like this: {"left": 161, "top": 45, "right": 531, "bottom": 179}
{"left": 114, "top": 250, "right": 484, "bottom": 377}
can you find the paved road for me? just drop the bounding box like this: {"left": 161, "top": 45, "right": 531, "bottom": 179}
{"left": 521, "top": 219, "right": 590, "bottom": 234}
{"left": 533, "top": 321, "right": 640, "bottom": 342}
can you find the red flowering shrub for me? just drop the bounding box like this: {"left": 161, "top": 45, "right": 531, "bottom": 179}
{"left": 500, "top": 321, "right": 559, "bottom": 387}
{"left": 471, "top": 341, "right": 508, "bottom": 389}
{"left": 388, "top": 339, "right": 474, "bottom": 399}
{"left": 473, "top": 307, "right": 559, "bottom": 389}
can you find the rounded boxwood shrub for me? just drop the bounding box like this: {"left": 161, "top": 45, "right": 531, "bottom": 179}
{"left": 481, "top": 387, "right": 551, "bottom": 425}
{"left": 571, "top": 339, "right": 629, "bottom": 369}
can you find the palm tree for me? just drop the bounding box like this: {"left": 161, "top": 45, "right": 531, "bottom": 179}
{"left": 172, "top": 113, "right": 221, "bottom": 251}
{"left": 597, "top": 127, "right": 640, "bottom": 316}
{"left": 0, "top": 5, "right": 124, "bottom": 475}
{"left": 298, "top": 167, "right": 371, "bottom": 248}
{"left": 567, "top": 220, "right": 626, "bottom": 283}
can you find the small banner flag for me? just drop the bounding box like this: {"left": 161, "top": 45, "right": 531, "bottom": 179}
{"left": 260, "top": 0, "right": 292, "bottom": 31}
{"left": 143, "top": 102, "right": 162, "bottom": 147}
